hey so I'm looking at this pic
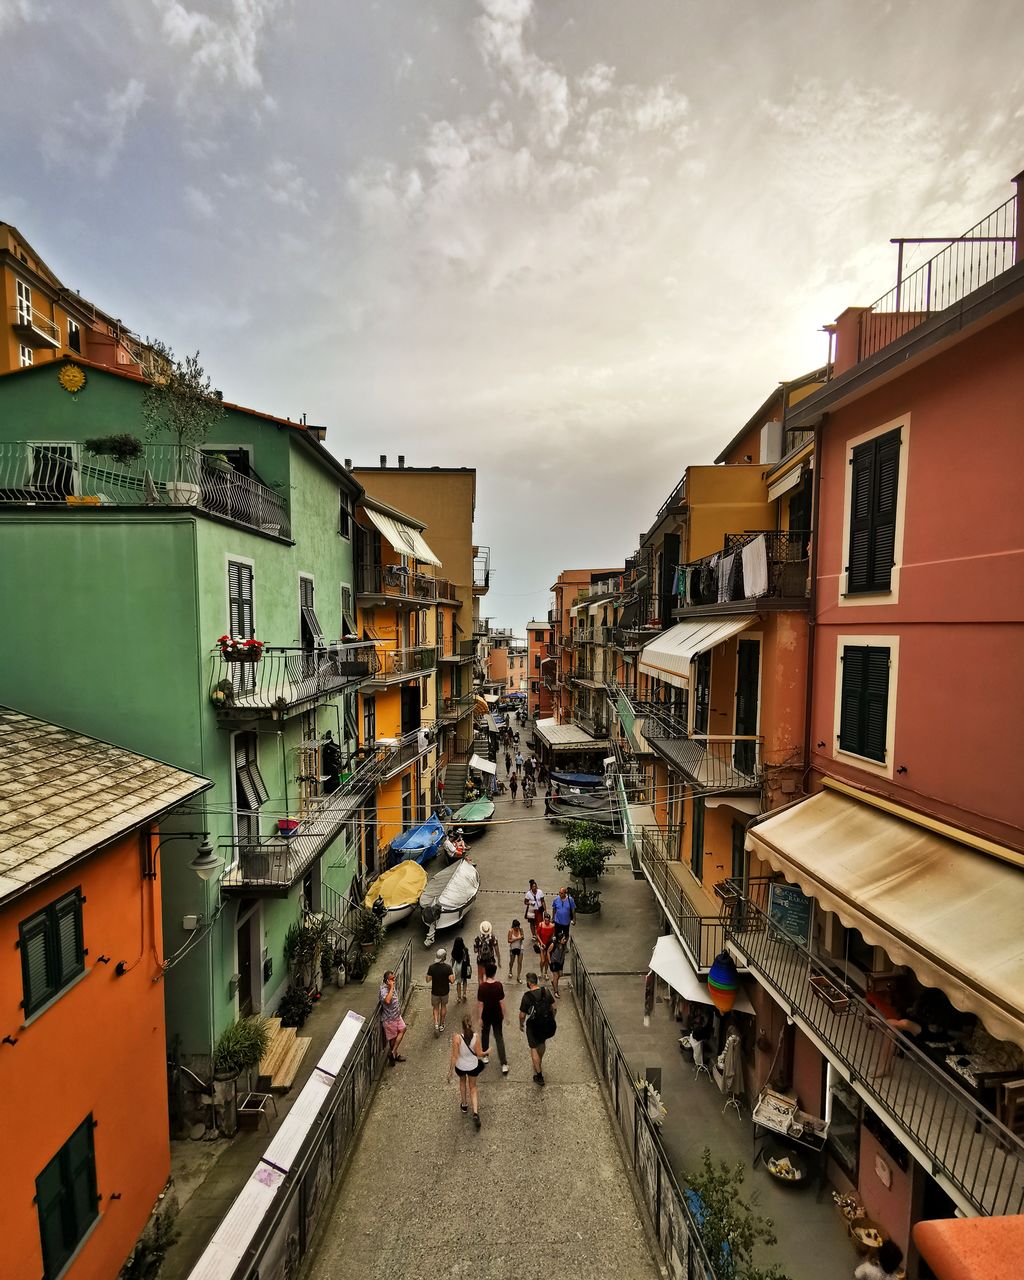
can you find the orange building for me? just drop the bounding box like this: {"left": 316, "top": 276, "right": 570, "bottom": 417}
{"left": 0, "top": 708, "right": 208, "bottom": 1280}
{"left": 0, "top": 224, "right": 159, "bottom": 378}
{"left": 526, "top": 620, "right": 554, "bottom": 719}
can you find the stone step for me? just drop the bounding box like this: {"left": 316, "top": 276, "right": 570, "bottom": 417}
{"left": 271, "top": 1034, "right": 312, "bottom": 1090}
{"left": 258, "top": 1023, "right": 295, "bottom": 1084}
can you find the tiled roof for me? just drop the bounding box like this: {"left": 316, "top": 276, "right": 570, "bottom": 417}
{"left": 0, "top": 708, "right": 210, "bottom": 905}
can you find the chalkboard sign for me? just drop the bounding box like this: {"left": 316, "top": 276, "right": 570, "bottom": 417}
{"left": 768, "top": 882, "right": 813, "bottom": 945}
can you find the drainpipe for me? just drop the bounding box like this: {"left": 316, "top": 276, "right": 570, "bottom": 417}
{"left": 801, "top": 415, "right": 825, "bottom": 791}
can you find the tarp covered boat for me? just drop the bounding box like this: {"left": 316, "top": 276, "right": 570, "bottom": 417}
{"left": 388, "top": 814, "right": 446, "bottom": 866}
{"left": 364, "top": 861, "right": 428, "bottom": 927}
{"left": 449, "top": 797, "right": 495, "bottom": 840}
{"left": 545, "top": 790, "right": 618, "bottom": 827}
{"left": 421, "top": 859, "right": 480, "bottom": 945}
{"left": 549, "top": 770, "right": 607, "bottom": 790}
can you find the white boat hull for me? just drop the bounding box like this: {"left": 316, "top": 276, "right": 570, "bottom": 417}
{"left": 382, "top": 902, "right": 416, "bottom": 928}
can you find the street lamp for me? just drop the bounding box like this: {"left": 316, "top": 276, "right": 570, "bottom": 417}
{"left": 188, "top": 839, "right": 221, "bottom": 881}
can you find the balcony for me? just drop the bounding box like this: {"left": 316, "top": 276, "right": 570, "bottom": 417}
{"left": 675, "top": 530, "right": 809, "bottom": 615}
{"left": 375, "top": 727, "right": 433, "bottom": 780}
{"left": 356, "top": 563, "right": 439, "bottom": 606}
{"left": 361, "top": 645, "right": 436, "bottom": 686}
{"left": 575, "top": 711, "right": 607, "bottom": 739}
{"left": 634, "top": 826, "right": 727, "bottom": 972}
{"left": 473, "top": 547, "right": 490, "bottom": 594}
{"left": 437, "top": 638, "right": 475, "bottom": 664}
{"left": 210, "top": 643, "right": 377, "bottom": 721}
{"left": 726, "top": 886, "right": 1024, "bottom": 1218}
{"left": 0, "top": 442, "right": 290, "bottom": 538}
{"left": 434, "top": 576, "right": 459, "bottom": 602}
{"left": 643, "top": 715, "right": 763, "bottom": 791}
{"left": 437, "top": 692, "right": 475, "bottom": 723}
{"left": 610, "top": 625, "right": 659, "bottom": 652}
{"left": 10, "top": 304, "right": 60, "bottom": 348}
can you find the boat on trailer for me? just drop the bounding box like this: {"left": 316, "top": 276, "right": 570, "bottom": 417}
{"left": 421, "top": 860, "right": 481, "bottom": 946}
{"left": 364, "top": 861, "right": 428, "bottom": 927}
{"left": 387, "top": 813, "right": 447, "bottom": 866}
{"left": 449, "top": 797, "right": 495, "bottom": 840}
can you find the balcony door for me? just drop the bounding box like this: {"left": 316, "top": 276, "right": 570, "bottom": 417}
{"left": 15, "top": 278, "right": 31, "bottom": 325}
{"left": 734, "top": 639, "right": 760, "bottom": 775}
{"left": 299, "top": 575, "right": 324, "bottom": 678}
{"left": 401, "top": 685, "right": 421, "bottom": 735}
{"left": 228, "top": 560, "right": 256, "bottom": 693}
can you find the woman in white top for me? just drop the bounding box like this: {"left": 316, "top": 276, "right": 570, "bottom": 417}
{"left": 447, "top": 1015, "right": 486, "bottom": 1128}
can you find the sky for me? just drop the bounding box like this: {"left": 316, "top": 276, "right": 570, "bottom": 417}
{"left": 2, "top": 0, "right": 1021, "bottom": 630}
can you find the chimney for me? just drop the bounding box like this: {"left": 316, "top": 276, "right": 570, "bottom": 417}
{"left": 397, "top": 454, "right": 405, "bottom": 468}
{"left": 380, "top": 454, "right": 387, "bottom": 467}
{"left": 344, "top": 457, "right": 352, "bottom": 469}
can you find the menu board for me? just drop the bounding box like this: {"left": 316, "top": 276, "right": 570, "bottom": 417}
{"left": 768, "top": 882, "right": 813, "bottom": 945}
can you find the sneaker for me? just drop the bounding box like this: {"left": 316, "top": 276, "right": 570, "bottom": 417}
{"left": 439, "top": 1022, "right": 446, "bottom": 1033}
{"left": 392, "top": 1054, "right": 406, "bottom": 1063}
{"left": 460, "top": 1104, "right": 468, "bottom": 1114}
{"left": 532, "top": 1072, "right": 541, "bottom": 1082}
{"left": 481, "top": 1056, "right": 490, "bottom": 1064}
{"left": 502, "top": 1064, "right": 509, "bottom": 1075}
{"left": 536, "top": 1073, "right": 545, "bottom": 1086}
{"left": 473, "top": 1113, "right": 481, "bottom": 1129}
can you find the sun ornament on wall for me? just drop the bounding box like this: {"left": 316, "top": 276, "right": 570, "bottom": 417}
{"left": 58, "top": 364, "right": 87, "bottom": 394}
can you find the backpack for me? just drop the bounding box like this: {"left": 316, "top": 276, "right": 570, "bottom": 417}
{"left": 475, "top": 933, "right": 496, "bottom": 965}
{"left": 530, "top": 988, "right": 557, "bottom": 1039}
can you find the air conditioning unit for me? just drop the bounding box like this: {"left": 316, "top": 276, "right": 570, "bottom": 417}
{"left": 760, "top": 420, "right": 784, "bottom": 465}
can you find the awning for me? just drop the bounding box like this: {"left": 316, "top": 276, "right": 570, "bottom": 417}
{"left": 534, "top": 717, "right": 610, "bottom": 753}
{"left": 746, "top": 789, "right": 1024, "bottom": 1049}
{"left": 767, "top": 463, "right": 803, "bottom": 503}
{"left": 468, "top": 753, "right": 497, "bottom": 776}
{"left": 639, "top": 616, "right": 758, "bottom": 690}
{"left": 649, "top": 934, "right": 754, "bottom": 1015}
{"left": 363, "top": 506, "right": 441, "bottom": 567}
{"left": 483, "top": 693, "right": 500, "bottom": 703}
{"left": 617, "top": 599, "right": 638, "bottom": 630}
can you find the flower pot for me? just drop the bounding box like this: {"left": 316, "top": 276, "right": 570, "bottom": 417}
{"left": 809, "top": 971, "right": 851, "bottom": 1013}
{"left": 223, "top": 650, "right": 262, "bottom": 663}
{"left": 167, "top": 480, "right": 201, "bottom": 505}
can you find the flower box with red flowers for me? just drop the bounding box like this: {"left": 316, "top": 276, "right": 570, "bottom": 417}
{"left": 277, "top": 819, "right": 300, "bottom": 838}
{"left": 217, "top": 636, "right": 265, "bottom": 663}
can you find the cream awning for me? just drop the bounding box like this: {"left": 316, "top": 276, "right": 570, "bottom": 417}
{"left": 468, "top": 753, "right": 497, "bottom": 776}
{"left": 363, "top": 506, "right": 441, "bottom": 567}
{"left": 649, "top": 934, "right": 755, "bottom": 1015}
{"left": 746, "top": 789, "right": 1024, "bottom": 1049}
{"left": 639, "top": 616, "right": 758, "bottom": 690}
{"left": 767, "top": 463, "right": 803, "bottom": 503}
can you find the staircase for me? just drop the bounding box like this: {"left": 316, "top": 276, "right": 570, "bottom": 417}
{"left": 444, "top": 762, "right": 469, "bottom": 806}
{"left": 258, "top": 1017, "right": 312, "bottom": 1091}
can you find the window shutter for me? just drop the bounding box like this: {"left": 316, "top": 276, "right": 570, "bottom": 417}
{"left": 300, "top": 577, "right": 314, "bottom": 609}
{"left": 871, "top": 432, "right": 901, "bottom": 590}
{"left": 847, "top": 445, "right": 874, "bottom": 592}
{"left": 341, "top": 586, "right": 354, "bottom": 636}
{"left": 862, "top": 648, "right": 890, "bottom": 761}
{"left": 54, "top": 892, "right": 84, "bottom": 985}
{"left": 838, "top": 646, "right": 867, "bottom": 754}
{"left": 65, "top": 1117, "right": 98, "bottom": 1238}
{"left": 228, "top": 561, "right": 254, "bottom": 638}
{"left": 35, "top": 1149, "right": 67, "bottom": 1276}
{"left": 20, "top": 914, "right": 52, "bottom": 1013}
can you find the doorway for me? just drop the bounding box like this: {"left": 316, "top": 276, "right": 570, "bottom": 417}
{"left": 734, "top": 638, "right": 760, "bottom": 775}
{"left": 236, "top": 903, "right": 260, "bottom": 1017}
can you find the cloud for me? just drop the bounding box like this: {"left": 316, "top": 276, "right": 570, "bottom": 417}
{"left": 265, "top": 157, "right": 314, "bottom": 214}
{"left": 155, "top": 0, "right": 285, "bottom": 102}
{"left": 41, "top": 78, "right": 146, "bottom": 178}
{"left": 0, "top": 0, "right": 40, "bottom": 33}
{"left": 184, "top": 185, "right": 216, "bottom": 219}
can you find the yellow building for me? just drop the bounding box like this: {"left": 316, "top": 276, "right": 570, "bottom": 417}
{"left": 0, "top": 223, "right": 157, "bottom": 377}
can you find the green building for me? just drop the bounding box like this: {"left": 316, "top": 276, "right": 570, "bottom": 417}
{"left": 0, "top": 355, "right": 380, "bottom": 1062}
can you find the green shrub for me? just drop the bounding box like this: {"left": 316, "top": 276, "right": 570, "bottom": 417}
{"left": 84, "top": 434, "right": 145, "bottom": 465}
{"left": 555, "top": 822, "right": 613, "bottom": 895}
{"left": 212, "top": 1016, "right": 270, "bottom": 1077}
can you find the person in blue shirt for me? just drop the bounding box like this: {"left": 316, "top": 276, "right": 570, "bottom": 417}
{"left": 550, "top": 886, "right": 576, "bottom": 940}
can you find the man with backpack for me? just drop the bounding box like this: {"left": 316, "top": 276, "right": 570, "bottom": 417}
{"left": 473, "top": 921, "right": 501, "bottom": 984}
{"left": 519, "top": 972, "right": 556, "bottom": 1085}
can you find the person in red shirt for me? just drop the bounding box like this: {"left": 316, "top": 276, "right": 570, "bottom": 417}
{"left": 535, "top": 911, "right": 555, "bottom": 982}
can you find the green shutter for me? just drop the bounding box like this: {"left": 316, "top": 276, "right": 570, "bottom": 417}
{"left": 871, "top": 432, "right": 901, "bottom": 590}
{"left": 838, "top": 647, "right": 867, "bottom": 754}
{"left": 691, "top": 795, "right": 705, "bottom": 881}
{"left": 862, "top": 648, "right": 891, "bottom": 761}
{"left": 847, "top": 446, "right": 874, "bottom": 592}
{"left": 54, "top": 891, "right": 84, "bottom": 986}
{"left": 228, "top": 561, "right": 254, "bottom": 638}
{"left": 64, "top": 1116, "right": 98, "bottom": 1243}
{"left": 20, "top": 913, "right": 53, "bottom": 1014}
{"left": 36, "top": 1148, "right": 68, "bottom": 1278}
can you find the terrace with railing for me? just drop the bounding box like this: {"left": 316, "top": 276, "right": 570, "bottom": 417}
{"left": 725, "top": 880, "right": 1024, "bottom": 1218}
{"left": 361, "top": 644, "right": 436, "bottom": 685}
{"left": 0, "top": 441, "right": 290, "bottom": 537}
{"left": 437, "top": 691, "right": 476, "bottom": 722}
{"left": 675, "top": 530, "right": 810, "bottom": 614}
{"left": 437, "top": 637, "right": 475, "bottom": 663}
{"left": 855, "top": 184, "right": 1020, "bottom": 364}
{"left": 473, "top": 546, "right": 490, "bottom": 593}
{"left": 210, "top": 643, "right": 378, "bottom": 719}
{"left": 356, "top": 563, "right": 442, "bottom": 605}
{"left": 11, "top": 304, "right": 60, "bottom": 347}
{"left": 634, "top": 826, "right": 728, "bottom": 973}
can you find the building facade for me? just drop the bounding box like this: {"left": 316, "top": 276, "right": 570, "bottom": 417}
{"left": 526, "top": 619, "right": 554, "bottom": 719}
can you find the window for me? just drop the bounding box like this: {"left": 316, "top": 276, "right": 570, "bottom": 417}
{"left": 19, "top": 889, "right": 85, "bottom": 1016}
{"left": 846, "top": 428, "right": 901, "bottom": 594}
{"left": 234, "top": 734, "right": 269, "bottom": 846}
{"left": 340, "top": 585, "right": 355, "bottom": 638}
{"left": 363, "top": 695, "right": 376, "bottom": 745}
{"left": 299, "top": 576, "right": 324, "bottom": 646}
{"left": 838, "top": 645, "right": 890, "bottom": 762}
{"left": 401, "top": 774, "right": 413, "bottom": 828}
{"left": 19, "top": 344, "right": 33, "bottom": 367}
{"left": 421, "top": 676, "right": 429, "bottom": 707}
{"left": 531, "top": 680, "right": 539, "bottom": 693}
{"left": 339, "top": 494, "right": 351, "bottom": 539}
{"left": 16, "top": 277, "right": 32, "bottom": 324}
{"left": 692, "top": 651, "right": 711, "bottom": 734}
{"left": 227, "top": 560, "right": 254, "bottom": 638}
{"left": 691, "top": 795, "right": 705, "bottom": 881}
{"left": 36, "top": 1115, "right": 98, "bottom": 1278}
{"left": 67, "top": 319, "right": 81, "bottom": 353}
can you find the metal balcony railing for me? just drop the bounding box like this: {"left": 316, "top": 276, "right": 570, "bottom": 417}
{"left": 10, "top": 304, "right": 60, "bottom": 346}
{"left": 642, "top": 720, "right": 763, "bottom": 789}
{"left": 434, "top": 576, "right": 458, "bottom": 601}
{"left": 356, "top": 563, "right": 439, "bottom": 603}
{"left": 726, "top": 884, "right": 1024, "bottom": 1218}
{"left": 679, "top": 530, "right": 810, "bottom": 609}
{"left": 0, "top": 442, "right": 290, "bottom": 537}
{"left": 857, "top": 191, "right": 1019, "bottom": 363}
{"left": 375, "top": 727, "right": 433, "bottom": 779}
{"left": 438, "top": 692, "right": 475, "bottom": 722}
{"left": 210, "top": 643, "right": 378, "bottom": 717}
{"left": 436, "top": 638, "right": 476, "bottom": 662}
{"left": 473, "top": 547, "right": 490, "bottom": 592}
{"left": 610, "top": 625, "right": 659, "bottom": 651}
{"left": 363, "top": 645, "right": 436, "bottom": 683}
{"left": 634, "top": 827, "right": 727, "bottom": 972}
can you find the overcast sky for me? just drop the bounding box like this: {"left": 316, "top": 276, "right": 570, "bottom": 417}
{"left": 3, "top": 0, "right": 1021, "bottom": 629}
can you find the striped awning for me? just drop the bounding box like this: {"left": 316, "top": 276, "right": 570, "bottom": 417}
{"left": 639, "top": 616, "right": 758, "bottom": 690}
{"left": 363, "top": 506, "right": 441, "bottom": 567}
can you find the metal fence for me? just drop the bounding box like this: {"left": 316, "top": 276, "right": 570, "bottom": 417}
{"left": 210, "top": 642, "right": 378, "bottom": 715}
{"left": 634, "top": 827, "right": 725, "bottom": 971}
{"left": 227, "top": 941, "right": 414, "bottom": 1280}
{"left": 570, "top": 943, "right": 719, "bottom": 1280}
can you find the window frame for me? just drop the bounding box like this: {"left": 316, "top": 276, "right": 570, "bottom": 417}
{"left": 339, "top": 493, "right": 351, "bottom": 539}
{"left": 66, "top": 318, "right": 82, "bottom": 354}
{"left": 832, "top": 636, "right": 899, "bottom": 778}
{"left": 36, "top": 1114, "right": 99, "bottom": 1279}
{"left": 839, "top": 417, "right": 909, "bottom": 607}
{"left": 20, "top": 343, "right": 34, "bottom": 367}
{"left": 19, "top": 888, "right": 86, "bottom": 1017}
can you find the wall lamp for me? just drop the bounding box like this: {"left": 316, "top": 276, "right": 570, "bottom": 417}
{"left": 141, "top": 831, "right": 220, "bottom": 882}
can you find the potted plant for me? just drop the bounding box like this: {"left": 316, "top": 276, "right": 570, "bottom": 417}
{"left": 142, "top": 342, "right": 226, "bottom": 504}
{"left": 331, "top": 942, "right": 348, "bottom": 987}
{"left": 212, "top": 1015, "right": 271, "bottom": 1081}
{"left": 277, "top": 983, "right": 314, "bottom": 1028}
{"left": 555, "top": 820, "right": 612, "bottom": 914}
{"left": 83, "top": 434, "right": 145, "bottom": 466}
{"left": 352, "top": 907, "right": 384, "bottom": 955}
{"left": 217, "top": 636, "right": 265, "bottom": 664}
{"left": 204, "top": 451, "right": 233, "bottom": 473}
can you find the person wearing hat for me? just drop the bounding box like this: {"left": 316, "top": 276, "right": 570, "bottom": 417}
{"left": 425, "top": 946, "right": 454, "bottom": 1036}
{"left": 473, "top": 921, "right": 501, "bottom": 984}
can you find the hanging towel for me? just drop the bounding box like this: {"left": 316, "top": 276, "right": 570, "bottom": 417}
{"left": 722, "top": 1030, "right": 742, "bottom": 1095}
{"left": 717, "top": 553, "right": 735, "bottom": 603}
{"left": 741, "top": 535, "right": 769, "bottom": 598}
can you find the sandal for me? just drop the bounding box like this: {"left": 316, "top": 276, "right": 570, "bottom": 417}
{"left": 460, "top": 1104, "right": 468, "bottom": 1114}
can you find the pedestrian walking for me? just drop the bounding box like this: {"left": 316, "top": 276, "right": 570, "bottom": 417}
{"left": 524, "top": 757, "right": 535, "bottom": 780}
{"left": 507, "top": 919, "right": 525, "bottom": 982}
{"left": 538, "top": 763, "right": 548, "bottom": 786}
{"left": 524, "top": 880, "right": 545, "bottom": 942}
{"left": 519, "top": 973, "right": 557, "bottom": 1085}
{"left": 447, "top": 1015, "right": 486, "bottom": 1128}
{"left": 425, "top": 947, "right": 454, "bottom": 1036}
{"left": 548, "top": 933, "right": 566, "bottom": 998}
{"left": 451, "top": 936, "right": 472, "bottom": 1003}
{"left": 515, "top": 749, "right": 524, "bottom": 770}
{"left": 536, "top": 911, "right": 555, "bottom": 980}
{"left": 509, "top": 773, "right": 519, "bottom": 802}
{"left": 379, "top": 969, "right": 407, "bottom": 1065}
{"left": 477, "top": 962, "right": 509, "bottom": 1075}
{"left": 504, "top": 752, "right": 512, "bottom": 774}
{"left": 551, "top": 886, "right": 576, "bottom": 940}
{"left": 473, "top": 921, "right": 501, "bottom": 983}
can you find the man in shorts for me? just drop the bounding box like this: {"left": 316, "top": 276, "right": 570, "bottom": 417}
{"left": 425, "top": 947, "right": 454, "bottom": 1036}
{"left": 550, "top": 886, "right": 576, "bottom": 941}
{"left": 519, "top": 972, "right": 556, "bottom": 1085}
{"left": 379, "top": 970, "right": 407, "bottom": 1064}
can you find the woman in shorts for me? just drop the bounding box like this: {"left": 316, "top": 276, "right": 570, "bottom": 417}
{"left": 448, "top": 1015, "right": 485, "bottom": 1129}
{"left": 507, "top": 919, "right": 525, "bottom": 983}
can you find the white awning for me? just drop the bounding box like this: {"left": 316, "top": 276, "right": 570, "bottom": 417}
{"left": 649, "top": 934, "right": 754, "bottom": 1015}
{"left": 639, "top": 616, "right": 758, "bottom": 690}
{"left": 468, "top": 753, "right": 497, "bottom": 776}
{"left": 746, "top": 788, "right": 1024, "bottom": 1049}
{"left": 767, "top": 463, "right": 803, "bottom": 503}
{"left": 534, "top": 717, "right": 609, "bottom": 753}
{"left": 363, "top": 506, "right": 441, "bottom": 566}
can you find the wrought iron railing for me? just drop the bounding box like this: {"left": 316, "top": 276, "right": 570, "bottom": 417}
{"left": 857, "top": 192, "right": 1019, "bottom": 363}
{"left": 634, "top": 827, "right": 726, "bottom": 971}
{"left": 679, "top": 530, "right": 810, "bottom": 609}
{"left": 376, "top": 727, "right": 433, "bottom": 779}
{"left": 611, "top": 625, "right": 659, "bottom": 650}
{"left": 356, "top": 563, "right": 440, "bottom": 603}
{"left": 210, "top": 643, "right": 377, "bottom": 716}
{"left": 364, "top": 645, "right": 436, "bottom": 681}
{"left": 726, "top": 885, "right": 1024, "bottom": 1218}
{"left": 439, "top": 692, "right": 475, "bottom": 721}
{"left": 473, "top": 548, "right": 490, "bottom": 591}
{"left": 0, "top": 442, "right": 290, "bottom": 537}
{"left": 11, "top": 304, "right": 60, "bottom": 345}
{"left": 434, "top": 576, "right": 458, "bottom": 601}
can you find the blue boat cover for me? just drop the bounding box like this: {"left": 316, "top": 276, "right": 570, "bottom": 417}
{"left": 549, "top": 770, "right": 606, "bottom": 789}
{"left": 389, "top": 814, "right": 446, "bottom": 866}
